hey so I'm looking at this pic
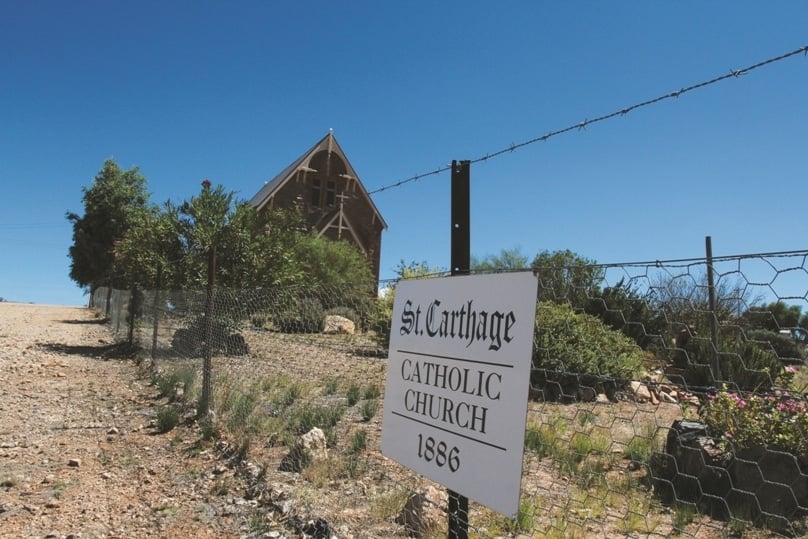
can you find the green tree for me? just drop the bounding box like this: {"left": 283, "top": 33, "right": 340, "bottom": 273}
{"left": 67, "top": 159, "right": 150, "bottom": 291}
{"left": 170, "top": 182, "right": 284, "bottom": 289}
{"left": 742, "top": 301, "right": 803, "bottom": 332}
{"left": 471, "top": 247, "right": 530, "bottom": 272}
{"left": 585, "top": 278, "right": 666, "bottom": 350}
{"left": 650, "top": 270, "right": 758, "bottom": 334}
{"left": 530, "top": 250, "right": 603, "bottom": 308}
{"left": 175, "top": 182, "right": 234, "bottom": 287}
{"left": 293, "top": 235, "right": 375, "bottom": 294}
{"left": 114, "top": 203, "right": 184, "bottom": 289}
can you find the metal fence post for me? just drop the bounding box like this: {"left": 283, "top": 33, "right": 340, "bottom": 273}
{"left": 449, "top": 159, "right": 470, "bottom": 539}
{"left": 200, "top": 246, "right": 216, "bottom": 416}
{"left": 705, "top": 236, "right": 720, "bottom": 383}
{"left": 150, "top": 264, "right": 162, "bottom": 369}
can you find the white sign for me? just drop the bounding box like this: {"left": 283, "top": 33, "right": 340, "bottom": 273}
{"left": 381, "top": 272, "right": 538, "bottom": 517}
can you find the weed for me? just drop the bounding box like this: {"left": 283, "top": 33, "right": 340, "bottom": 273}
{"left": 525, "top": 419, "right": 563, "bottom": 459}
{"left": 301, "top": 457, "right": 337, "bottom": 487}
{"left": 323, "top": 378, "right": 339, "bottom": 395}
{"left": 51, "top": 480, "right": 70, "bottom": 499}
{"left": 363, "top": 384, "right": 380, "bottom": 400}
{"left": 156, "top": 405, "right": 181, "bottom": 433}
{"left": 213, "top": 480, "right": 229, "bottom": 496}
{"left": 289, "top": 403, "right": 345, "bottom": 446}
{"left": 615, "top": 494, "right": 659, "bottom": 534}
{"left": 226, "top": 390, "right": 259, "bottom": 435}
{"left": 625, "top": 422, "right": 659, "bottom": 466}
{"left": 342, "top": 454, "right": 366, "bottom": 478}
{"left": 154, "top": 365, "right": 197, "bottom": 402}
{"left": 370, "top": 489, "right": 409, "bottom": 522}
{"left": 248, "top": 513, "right": 269, "bottom": 534}
{"left": 346, "top": 382, "right": 361, "bottom": 406}
{"left": 576, "top": 409, "right": 597, "bottom": 427}
{"left": 360, "top": 399, "right": 378, "bottom": 421}
{"left": 491, "top": 498, "right": 536, "bottom": 534}
{"left": 199, "top": 414, "right": 218, "bottom": 441}
{"left": 672, "top": 502, "right": 697, "bottom": 533}
{"left": 279, "top": 382, "right": 302, "bottom": 407}
{"left": 351, "top": 428, "right": 368, "bottom": 453}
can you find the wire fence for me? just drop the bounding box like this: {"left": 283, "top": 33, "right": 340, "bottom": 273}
{"left": 94, "top": 248, "right": 808, "bottom": 538}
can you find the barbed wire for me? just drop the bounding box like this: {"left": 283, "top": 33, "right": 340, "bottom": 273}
{"left": 368, "top": 44, "right": 808, "bottom": 196}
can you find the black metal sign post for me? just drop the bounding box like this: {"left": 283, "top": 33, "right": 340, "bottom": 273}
{"left": 448, "top": 160, "right": 470, "bottom": 539}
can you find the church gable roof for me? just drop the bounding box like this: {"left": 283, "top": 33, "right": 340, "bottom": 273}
{"left": 249, "top": 131, "right": 387, "bottom": 229}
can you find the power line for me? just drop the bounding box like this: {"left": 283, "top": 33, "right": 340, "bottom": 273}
{"left": 368, "top": 43, "right": 808, "bottom": 196}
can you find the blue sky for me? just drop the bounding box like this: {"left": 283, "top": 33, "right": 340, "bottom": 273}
{"left": 1, "top": 1, "right": 806, "bottom": 306}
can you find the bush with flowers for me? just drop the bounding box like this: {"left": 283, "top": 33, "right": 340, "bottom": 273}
{"left": 699, "top": 380, "right": 808, "bottom": 457}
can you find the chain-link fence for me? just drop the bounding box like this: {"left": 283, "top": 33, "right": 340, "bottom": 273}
{"left": 93, "top": 249, "right": 808, "bottom": 537}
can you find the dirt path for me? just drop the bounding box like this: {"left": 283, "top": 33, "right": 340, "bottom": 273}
{"left": 0, "top": 303, "right": 264, "bottom": 539}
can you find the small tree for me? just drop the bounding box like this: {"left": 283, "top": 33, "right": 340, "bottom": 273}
{"left": 531, "top": 250, "right": 603, "bottom": 309}
{"left": 741, "top": 301, "right": 803, "bottom": 332}
{"left": 67, "top": 159, "right": 150, "bottom": 292}
{"left": 586, "top": 278, "right": 667, "bottom": 351}
{"left": 114, "top": 203, "right": 184, "bottom": 289}
{"left": 471, "top": 247, "right": 530, "bottom": 272}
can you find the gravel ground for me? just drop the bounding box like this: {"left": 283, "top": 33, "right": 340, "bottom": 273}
{"left": 0, "top": 303, "right": 281, "bottom": 539}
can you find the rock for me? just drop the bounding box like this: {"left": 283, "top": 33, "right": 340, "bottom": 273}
{"left": 396, "top": 485, "right": 447, "bottom": 538}
{"left": 68, "top": 458, "right": 81, "bottom": 467}
{"left": 659, "top": 391, "right": 677, "bottom": 404}
{"left": 301, "top": 517, "right": 335, "bottom": 539}
{"left": 629, "top": 381, "right": 651, "bottom": 403}
{"left": 577, "top": 386, "right": 596, "bottom": 402}
{"left": 107, "top": 426, "right": 119, "bottom": 435}
{"left": 323, "top": 315, "right": 355, "bottom": 335}
{"left": 278, "top": 427, "right": 328, "bottom": 473}
{"left": 650, "top": 419, "right": 808, "bottom": 530}
{"left": 595, "top": 393, "right": 611, "bottom": 404}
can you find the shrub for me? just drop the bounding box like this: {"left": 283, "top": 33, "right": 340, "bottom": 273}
{"left": 273, "top": 297, "right": 325, "bottom": 333}
{"left": 745, "top": 329, "right": 803, "bottom": 363}
{"left": 586, "top": 278, "right": 666, "bottom": 351}
{"left": 170, "top": 315, "right": 248, "bottom": 357}
{"left": 154, "top": 365, "right": 197, "bottom": 402}
{"left": 700, "top": 388, "right": 808, "bottom": 456}
{"left": 676, "top": 335, "right": 783, "bottom": 391}
{"left": 367, "top": 294, "right": 393, "bottom": 350}
{"left": 533, "top": 301, "right": 644, "bottom": 380}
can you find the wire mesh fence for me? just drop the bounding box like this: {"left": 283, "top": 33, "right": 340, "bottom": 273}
{"left": 93, "top": 249, "right": 808, "bottom": 537}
